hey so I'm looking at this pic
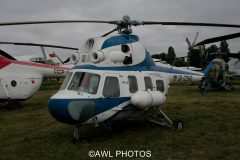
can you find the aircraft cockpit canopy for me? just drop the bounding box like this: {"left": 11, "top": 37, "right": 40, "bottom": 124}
{"left": 60, "top": 71, "right": 100, "bottom": 95}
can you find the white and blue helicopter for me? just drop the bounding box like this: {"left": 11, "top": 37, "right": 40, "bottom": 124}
{"left": 1, "top": 16, "right": 240, "bottom": 140}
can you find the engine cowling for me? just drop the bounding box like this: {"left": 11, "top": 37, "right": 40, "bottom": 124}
{"left": 131, "top": 90, "right": 166, "bottom": 109}
{"left": 70, "top": 53, "right": 80, "bottom": 64}
{"left": 109, "top": 50, "right": 127, "bottom": 63}
{"left": 90, "top": 51, "right": 105, "bottom": 63}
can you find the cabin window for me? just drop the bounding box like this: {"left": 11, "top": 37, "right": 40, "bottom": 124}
{"left": 144, "top": 77, "right": 153, "bottom": 90}
{"left": 103, "top": 77, "right": 120, "bottom": 97}
{"left": 121, "top": 44, "right": 130, "bottom": 53}
{"left": 68, "top": 72, "right": 100, "bottom": 94}
{"left": 156, "top": 80, "right": 164, "bottom": 92}
{"left": 11, "top": 80, "right": 17, "bottom": 87}
{"left": 60, "top": 72, "right": 73, "bottom": 90}
{"left": 128, "top": 76, "right": 138, "bottom": 93}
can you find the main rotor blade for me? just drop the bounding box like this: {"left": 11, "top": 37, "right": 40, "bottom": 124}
{"left": 0, "top": 41, "right": 79, "bottom": 50}
{"left": 186, "top": 38, "right": 191, "bottom": 47}
{"left": 101, "top": 27, "right": 119, "bottom": 37}
{"left": 195, "top": 32, "right": 240, "bottom": 46}
{"left": 0, "top": 49, "right": 16, "bottom": 60}
{"left": 0, "top": 20, "right": 118, "bottom": 26}
{"left": 1, "top": 19, "right": 240, "bottom": 29}
{"left": 228, "top": 53, "right": 240, "bottom": 59}
{"left": 143, "top": 21, "right": 240, "bottom": 28}
{"left": 192, "top": 32, "right": 199, "bottom": 46}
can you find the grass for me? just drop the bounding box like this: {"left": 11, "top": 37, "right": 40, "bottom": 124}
{"left": 0, "top": 81, "right": 240, "bottom": 160}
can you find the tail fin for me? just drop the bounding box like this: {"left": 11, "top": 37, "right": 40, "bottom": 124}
{"left": 45, "top": 51, "right": 63, "bottom": 65}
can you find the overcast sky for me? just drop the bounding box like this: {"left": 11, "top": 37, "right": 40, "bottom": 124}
{"left": 0, "top": 0, "right": 240, "bottom": 59}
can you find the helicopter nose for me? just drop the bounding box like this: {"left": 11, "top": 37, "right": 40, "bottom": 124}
{"left": 48, "top": 98, "right": 96, "bottom": 125}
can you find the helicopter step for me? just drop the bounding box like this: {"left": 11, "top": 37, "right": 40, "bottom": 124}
{"left": 147, "top": 108, "right": 183, "bottom": 131}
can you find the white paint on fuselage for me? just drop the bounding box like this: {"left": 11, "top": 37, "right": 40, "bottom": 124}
{"left": 0, "top": 72, "right": 42, "bottom": 100}
{"left": 154, "top": 61, "right": 203, "bottom": 82}
{"left": 51, "top": 68, "right": 169, "bottom": 124}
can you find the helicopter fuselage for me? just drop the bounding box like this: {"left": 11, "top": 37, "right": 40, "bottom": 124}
{"left": 48, "top": 65, "right": 168, "bottom": 125}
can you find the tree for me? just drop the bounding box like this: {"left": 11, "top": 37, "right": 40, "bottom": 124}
{"left": 151, "top": 53, "right": 167, "bottom": 61}
{"left": 174, "top": 58, "right": 187, "bottom": 67}
{"left": 219, "top": 40, "right": 230, "bottom": 53}
{"left": 167, "top": 46, "right": 176, "bottom": 64}
{"left": 205, "top": 44, "right": 219, "bottom": 62}
{"left": 205, "top": 41, "right": 230, "bottom": 62}
{"left": 219, "top": 40, "right": 230, "bottom": 62}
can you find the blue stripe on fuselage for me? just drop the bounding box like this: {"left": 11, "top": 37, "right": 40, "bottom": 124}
{"left": 48, "top": 97, "right": 130, "bottom": 125}
{"left": 101, "top": 34, "right": 139, "bottom": 49}
{"left": 73, "top": 64, "right": 202, "bottom": 76}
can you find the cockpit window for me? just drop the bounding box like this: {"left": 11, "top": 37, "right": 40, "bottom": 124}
{"left": 60, "top": 72, "right": 73, "bottom": 90}
{"left": 68, "top": 72, "right": 100, "bottom": 94}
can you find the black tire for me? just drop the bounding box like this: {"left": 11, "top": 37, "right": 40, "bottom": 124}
{"left": 173, "top": 119, "right": 183, "bottom": 131}
{"left": 6, "top": 99, "right": 22, "bottom": 110}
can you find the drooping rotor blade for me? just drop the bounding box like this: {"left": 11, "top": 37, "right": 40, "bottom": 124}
{"left": 142, "top": 21, "right": 240, "bottom": 28}
{"left": 0, "top": 49, "right": 16, "bottom": 60}
{"left": 228, "top": 53, "right": 240, "bottom": 59}
{"left": 194, "top": 32, "right": 240, "bottom": 46}
{"left": 101, "top": 27, "right": 119, "bottom": 37}
{"left": 0, "top": 41, "right": 79, "bottom": 50}
{"left": 0, "top": 20, "right": 118, "bottom": 26}
{"left": 192, "top": 32, "right": 199, "bottom": 46}
{"left": 63, "top": 57, "right": 70, "bottom": 64}
{"left": 186, "top": 38, "right": 191, "bottom": 47}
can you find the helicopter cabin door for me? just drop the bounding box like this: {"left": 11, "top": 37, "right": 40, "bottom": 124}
{"left": 98, "top": 74, "right": 124, "bottom": 120}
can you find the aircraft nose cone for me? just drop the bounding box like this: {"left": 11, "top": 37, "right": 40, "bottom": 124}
{"left": 48, "top": 98, "right": 96, "bottom": 125}
{"left": 48, "top": 98, "right": 75, "bottom": 124}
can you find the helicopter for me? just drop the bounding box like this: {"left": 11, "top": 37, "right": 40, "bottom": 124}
{"left": 186, "top": 32, "right": 240, "bottom": 92}
{"left": 0, "top": 41, "right": 77, "bottom": 66}
{"left": 0, "top": 43, "right": 77, "bottom": 109}
{"left": 1, "top": 16, "right": 240, "bottom": 141}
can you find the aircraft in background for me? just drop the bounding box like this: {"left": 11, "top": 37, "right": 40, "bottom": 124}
{"left": 0, "top": 41, "right": 78, "bottom": 66}
{"left": 0, "top": 44, "right": 77, "bottom": 109}
{"left": 153, "top": 58, "right": 203, "bottom": 83}
{"left": 187, "top": 32, "right": 240, "bottom": 91}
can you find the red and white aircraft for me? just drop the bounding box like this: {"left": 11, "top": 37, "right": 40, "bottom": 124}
{"left": 0, "top": 52, "right": 70, "bottom": 109}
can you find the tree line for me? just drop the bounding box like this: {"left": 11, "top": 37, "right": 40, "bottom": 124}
{"left": 151, "top": 40, "right": 234, "bottom": 68}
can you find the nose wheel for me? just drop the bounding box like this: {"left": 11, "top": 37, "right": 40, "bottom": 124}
{"left": 73, "top": 127, "right": 80, "bottom": 143}
{"left": 72, "top": 126, "right": 89, "bottom": 143}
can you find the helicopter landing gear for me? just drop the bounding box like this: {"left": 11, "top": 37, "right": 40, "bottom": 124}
{"left": 72, "top": 126, "right": 89, "bottom": 143}
{"left": 148, "top": 108, "right": 183, "bottom": 131}
{"left": 72, "top": 126, "right": 80, "bottom": 143}
{"left": 223, "top": 82, "right": 233, "bottom": 91}
{"left": 173, "top": 119, "right": 183, "bottom": 131}
{"left": 102, "top": 120, "right": 112, "bottom": 131}
{"left": 6, "top": 99, "right": 22, "bottom": 110}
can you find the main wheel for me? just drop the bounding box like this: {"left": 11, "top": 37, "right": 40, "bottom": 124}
{"left": 173, "top": 119, "right": 183, "bottom": 131}
{"left": 6, "top": 99, "right": 22, "bottom": 110}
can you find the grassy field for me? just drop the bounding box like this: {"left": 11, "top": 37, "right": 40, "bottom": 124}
{"left": 0, "top": 81, "right": 240, "bottom": 160}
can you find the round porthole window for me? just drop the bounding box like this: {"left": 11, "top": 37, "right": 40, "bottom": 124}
{"left": 121, "top": 44, "right": 130, "bottom": 53}
{"left": 11, "top": 80, "right": 17, "bottom": 87}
